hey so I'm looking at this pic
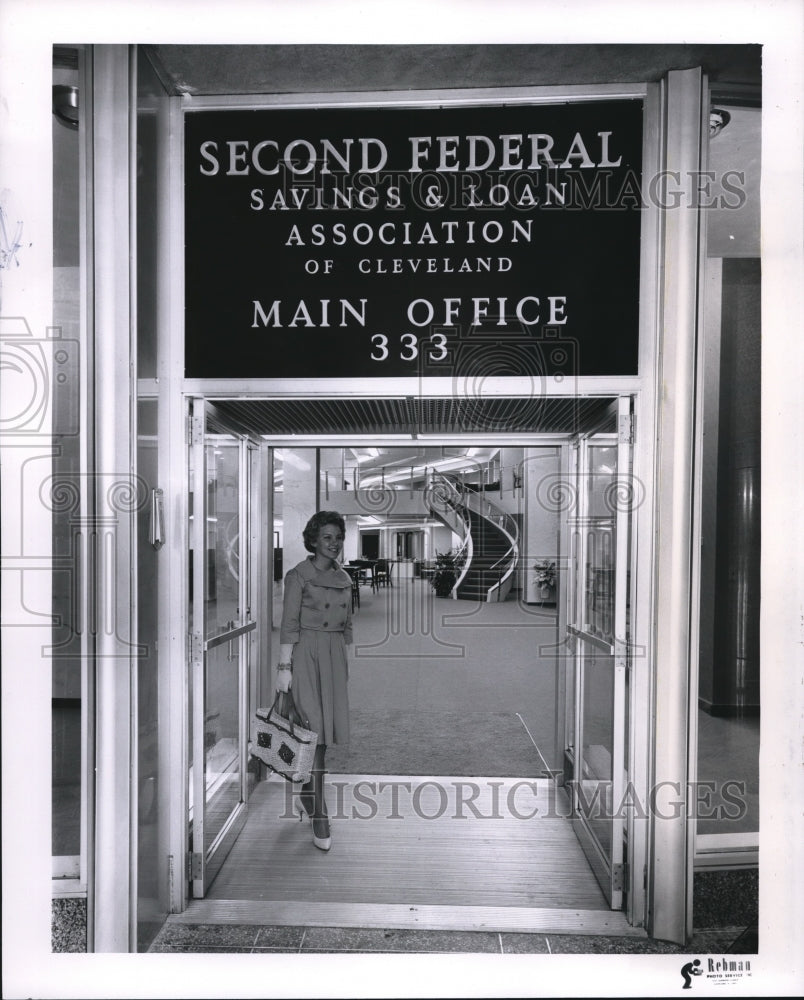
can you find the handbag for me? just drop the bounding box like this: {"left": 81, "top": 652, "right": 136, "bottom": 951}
{"left": 251, "top": 690, "right": 318, "bottom": 783}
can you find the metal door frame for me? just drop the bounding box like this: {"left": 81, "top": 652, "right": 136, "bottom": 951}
{"left": 565, "top": 394, "right": 633, "bottom": 908}
{"left": 188, "top": 397, "right": 256, "bottom": 897}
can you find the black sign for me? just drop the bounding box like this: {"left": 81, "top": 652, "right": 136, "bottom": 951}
{"left": 185, "top": 101, "right": 642, "bottom": 378}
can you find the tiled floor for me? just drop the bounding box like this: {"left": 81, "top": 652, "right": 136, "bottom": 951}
{"left": 148, "top": 921, "right": 755, "bottom": 955}
{"left": 147, "top": 872, "right": 759, "bottom": 954}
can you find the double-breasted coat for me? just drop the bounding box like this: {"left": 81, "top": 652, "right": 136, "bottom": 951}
{"left": 279, "top": 555, "right": 352, "bottom": 745}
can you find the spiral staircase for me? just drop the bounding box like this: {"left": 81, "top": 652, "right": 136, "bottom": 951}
{"left": 427, "top": 472, "right": 519, "bottom": 602}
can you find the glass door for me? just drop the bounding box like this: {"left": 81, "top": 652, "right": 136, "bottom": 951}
{"left": 189, "top": 398, "right": 256, "bottom": 897}
{"left": 566, "top": 396, "right": 633, "bottom": 908}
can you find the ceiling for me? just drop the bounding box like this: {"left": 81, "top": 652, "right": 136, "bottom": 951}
{"left": 146, "top": 44, "right": 761, "bottom": 96}
{"left": 213, "top": 395, "right": 617, "bottom": 497}
{"left": 346, "top": 445, "right": 498, "bottom": 485}
{"left": 274, "top": 444, "right": 503, "bottom": 494}
{"left": 210, "top": 395, "right": 617, "bottom": 438}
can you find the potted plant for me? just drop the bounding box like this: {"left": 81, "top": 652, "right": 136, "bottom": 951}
{"left": 534, "top": 560, "right": 557, "bottom": 602}
{"left": 430, "top": 549, "right": 462, "bottom": 598}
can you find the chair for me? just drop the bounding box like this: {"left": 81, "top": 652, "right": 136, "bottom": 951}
{"left": 344, "top": 565, "right": 361, "bottom": 610}
{"left": 351, "top": 558, "right": 375, "bottom": 590}
{"left": 420, "top": 561, "right": 435, "bottom": 582}
{"left": 374, "top": 559, "right": 394, "bottom": 589}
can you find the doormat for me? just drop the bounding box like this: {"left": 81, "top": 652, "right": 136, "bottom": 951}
{"left": 326, "top": 710, "right": 549, "bottom": 777}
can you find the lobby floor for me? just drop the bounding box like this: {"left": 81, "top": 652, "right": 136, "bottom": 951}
{"left": 149, "top": 582, "right": 758, "bottom": 955}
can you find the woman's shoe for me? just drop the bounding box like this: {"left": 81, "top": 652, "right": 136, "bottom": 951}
{"left": 311, "top": 816, "right": 331, "bottom": 852}
{"left": 294, "top": 800, "right": 331, "bottom": 851}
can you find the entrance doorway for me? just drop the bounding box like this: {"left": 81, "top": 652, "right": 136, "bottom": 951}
{"left": 181, "top": 395, "right": 641, "bottom": 932}
{"left": 271, "top": 442, "right": 560, "bottom": 780}
{"left": 188, "top": 399, "right": 259, "bottom": 897}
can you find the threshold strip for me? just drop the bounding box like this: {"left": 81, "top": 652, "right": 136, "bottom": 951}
{"left": 169, "top": 900, "right": 645, "bottom": 937}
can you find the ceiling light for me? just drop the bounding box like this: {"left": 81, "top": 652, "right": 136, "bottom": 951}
{"left": 53, "top": 85, "right": 79, "bottom": 130}
{"left": 709, "top": 108, "right": 731, "bottom": 139}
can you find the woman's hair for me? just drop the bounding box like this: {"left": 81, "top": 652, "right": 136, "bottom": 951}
{"left": 303, "top": 510, "right": 346, "bottom": 553}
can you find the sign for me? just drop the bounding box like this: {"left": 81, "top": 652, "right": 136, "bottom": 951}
{"left": 184, "top": 101, "right": 643, "bottom": 379}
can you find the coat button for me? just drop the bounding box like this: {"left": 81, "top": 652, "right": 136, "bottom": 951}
{"left": 341, "top": 602, "right": 346, "bottom": 608}
{"left": 325, "top": 602, "right": 330, "bottom": 608}
{"left": 323, "top": 621, "right": 328, "bottom": 627}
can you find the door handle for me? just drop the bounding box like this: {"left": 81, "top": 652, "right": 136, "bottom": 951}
{"left": 148, "top": 488, "right": 165, "bottom": 549}
{"left": 203, "top": 620, "right": 257, "bottom": 652}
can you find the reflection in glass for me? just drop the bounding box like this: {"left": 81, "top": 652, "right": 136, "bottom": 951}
{"left": 196, "top": 435, "right": 242, "bottom": 859}
{"left": 205, "top": 440, "right": 240, "bottom": 637}
{"left": 579, "top": 647, "right": 615, "bottom": 854}
{"left": 584, "top": 444, "right": 616, "bottom": 642}
{"left": 203, "top": 643, "right": 241, "bottom": 847}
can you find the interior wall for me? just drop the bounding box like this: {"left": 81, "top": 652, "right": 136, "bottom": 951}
{"left": 342, "top": 516, "right": 360, "bottom": 562}
{"left": 432, "top": 523, "right": 456, "bottom": 554}
{"left": 282, "top": 451, "right": 317, "bottom": 572}
{"left": 523, "top": 448, "right": 561, "bottom": 603}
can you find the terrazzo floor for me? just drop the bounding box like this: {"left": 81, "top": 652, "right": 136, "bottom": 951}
{"left": 148, "top": 921, "right": 756, "bottom": 955}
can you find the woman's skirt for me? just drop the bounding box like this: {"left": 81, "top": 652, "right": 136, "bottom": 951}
{"left": 291, "top": 628, "right": 350, "bottom": 746}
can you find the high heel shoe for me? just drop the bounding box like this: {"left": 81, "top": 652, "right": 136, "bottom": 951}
{"left": 294, "top": 800, "right": 331, "bottom": 851}
{"left": 311, "top": 816, "right": 331, "bottom": 852}
{"left": 297, "top": 792, "right": 315, "bottom": 819}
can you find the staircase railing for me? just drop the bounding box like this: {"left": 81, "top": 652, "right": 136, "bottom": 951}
{"left": 426, "top": 471, "right": 472, "bottom": 596}
{"left": 456, "top": 482, "right": 520, "bottom": 602}
{"left": 428, "top": 472, "right": 519, "bottom": 602}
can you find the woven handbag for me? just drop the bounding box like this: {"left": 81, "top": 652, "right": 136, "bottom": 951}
{"left": 251, "top": 691, "right": 318, "bottom": 783}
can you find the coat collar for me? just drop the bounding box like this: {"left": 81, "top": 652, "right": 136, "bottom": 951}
{"left": 297, "top": 554, "right": 351, "bottom": 588}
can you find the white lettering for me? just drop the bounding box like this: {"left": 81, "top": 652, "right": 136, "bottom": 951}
{"left": 548, "top": 297, "right": 568, "bottom": 325}
{"left": 360, "top": 138, "right": 388, "bottom": 172}
{"left": 467, "top": 135, "right": 495, "bottom": 171}
{"left": 407, "top": 299, "right": 434, "bottom": 327}
{"left": 252, "top": 300, "right": 281, "bottom": 327}
{"left": 409, "top": 136, "right": 432, "bottom": 173}
{"left": 227, "top": 140, "right": 250, "bottom": 176}
{"left": 251, "top": 140, "right": 279, "bottom": 175}
{"left": 437, "top": 136, "right": 460, "bottom": 171}
{"left": 251, "top": 299, "right": 365, "bottom": 328}
{"left": 199, "top": 141, "right": 220, "bottom": 176}
{"left": 500, "top": 134, "right": 523, "bottom": 171}
{"left": 598, "top": 131, "right": 622, "bottom": 168}
{"left": 560, "top": 132, "right": 594, "bottom": 169}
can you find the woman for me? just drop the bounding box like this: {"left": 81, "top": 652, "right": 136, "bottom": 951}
{"left": 276, "top": 511, "right": 352, "bottom": 851}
